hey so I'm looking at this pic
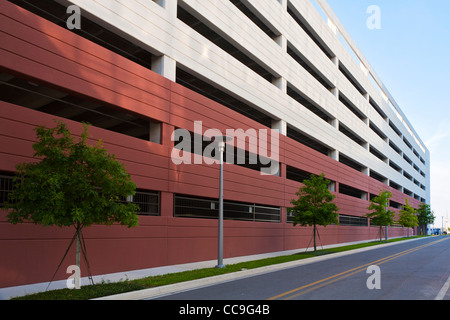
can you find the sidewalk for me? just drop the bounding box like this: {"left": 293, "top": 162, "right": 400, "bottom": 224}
{"left": 0, "top": 237, "right": 425, "bottom": 300}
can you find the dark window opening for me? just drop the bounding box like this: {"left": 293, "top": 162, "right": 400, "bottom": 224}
{"left": 389, "top": 140, "right": 402, "bottom": 155}
{"left": 174, "top": 194, "right": 281, "bottom": 222}
{"left": 369, "top": 121, "right": 387, "bottom": 141}
{"left": 369, "top": 145, "right": 387, "bottom": 162}
{"left": 0, "top": 72, "right": 156, "bottom": 141}
{"left": 8, "top": 0, "right": 154, "bottom": 70}
{"left": 403, "top": 137, "right": 412, "bottom": 150}
{"left": 287, "top": 126, "right": 332, "bottom": 156}
{"left": 173, "top": 129, "right": 276, "bottom": 174}
{"left": 230, "top": 0, "right": 279, "bottom": 39}
{"left": 339, "top": 183, "right": 366, "bottom": 200}
{"left": 287, "top": 44, "right": 333, "bottom": 90}
{"left": 389, "top": 200, "right": 402, "bottom": 209}
{"left": 287, "top": 4, "right": 334, "bottom": 59}
{"left": 338, "top": 62, "right": 366, "bottom": 96}
{"left": 286, "top": 166, "right": 313, "bottom": 183}
{"left": 403, "top": 170, "right": 414, "bottom": 181}
{"left": 122, "top": 189, "right": 160, "bottom": 216}
{"left": 338, "top": 92, "right": 366, "bottom": 121}
{"left": 389, "top": 120, "right": 402, "bottom": 137}
{"left": 403, "top": 188, "right": 413, "bottom": 197}
{"left": 0, "top": 172, "right": 15, "bottom": 208}
{"left": 339, "top": 123, "right": 366, "bottom": 147}
{"left": 287, "top": 84, "right": 333, "bottom": 123}
{"left": 369, "top": 97, "right": 387, "bottom": 120}
{"left": 339, "top": 154, "right": 366, "bottom": 173}
{"left": 403, "top": 154, "right": 413, "bottom": 166}
{"left": 176, "top": 68, "right": 273, "bottom": 128}
{"left": 389, "top": 161, "right": 402, "bottom": 173}
{"left": 389, "top": 180, "right": 402, "bottom": 191}
{"left": 339, "top": 214, "right": 368, "bottom": 227}
{"left": 178, "top": 5, "right": 275, "bottom": 83}
{"left": 370, "top": 170, "right": 387, "bottom": 184}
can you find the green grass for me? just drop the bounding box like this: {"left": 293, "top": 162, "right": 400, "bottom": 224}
{"left": 11, "top": 236, "right": 427, "bottom": 300}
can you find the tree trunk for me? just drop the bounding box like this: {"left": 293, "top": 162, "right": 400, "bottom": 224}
{"left": 75, "top": 224, "right": 81, "bottom": 289}
{"left": 313, "top": 224, "right": 317, "bottom": 252}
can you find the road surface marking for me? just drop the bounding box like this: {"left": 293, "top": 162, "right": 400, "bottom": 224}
{"left": 269, "top": 237, "right": 449, "bottom": 300}
{"left": 435, "top": 275, "right": 450, "bottom": 300}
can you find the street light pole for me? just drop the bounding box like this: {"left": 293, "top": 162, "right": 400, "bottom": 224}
{"left": 216, "top": 136, "right": 231, "bottom": 269}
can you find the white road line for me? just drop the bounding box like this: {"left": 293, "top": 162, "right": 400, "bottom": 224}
{"left": 435, "top": 275, "right": 450, "bottom": 300}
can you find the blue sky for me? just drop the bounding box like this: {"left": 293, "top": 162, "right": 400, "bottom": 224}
{"left": 322, "top": 0, "right": 450, "bottom": 228}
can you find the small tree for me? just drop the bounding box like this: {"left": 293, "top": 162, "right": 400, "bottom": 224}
{"left": 366, "top": 190, "right": 395, "bottom": 241}
{"left": 398, "top": 198, "right": 418, "bottom": 237}
{"left": 288, "top": 173, "right": 339, "bottom": 252}
{"left": 4, "top": 121, "right": 139, "bottom": 287}
{"left": 416, "top": 203, "right": 435, "bottom": 235}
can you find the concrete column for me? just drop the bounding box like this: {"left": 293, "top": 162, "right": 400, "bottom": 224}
{"left": 328, "top": 149, "right": 338, "bottom": 160}
{"left": 272, "top": 76, "right": 287, "bottom": 93}
{"left": 149, "top": 121, "right": 162, "bottom": 144}
{"left": 271, "top": 119, "right": 287, "bottom": 136}
{"left": 152, "top": 54, "right": 176, "bottom": 82}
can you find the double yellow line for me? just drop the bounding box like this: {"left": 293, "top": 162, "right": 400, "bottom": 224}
{"left": 269, "top": 237, "right": 449, "bottom": 300}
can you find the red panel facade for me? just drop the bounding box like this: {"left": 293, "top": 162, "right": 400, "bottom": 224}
{"left": 0, "top": 1, "right": 420, "bottom": 288}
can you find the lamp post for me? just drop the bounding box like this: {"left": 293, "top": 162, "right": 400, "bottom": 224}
{"left": 216, "top": 135, "right": 231, "bottom": 269}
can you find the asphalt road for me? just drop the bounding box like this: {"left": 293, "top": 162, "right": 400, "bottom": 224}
{"left": 154, "top": 236, "right": 450, "bottom": 300}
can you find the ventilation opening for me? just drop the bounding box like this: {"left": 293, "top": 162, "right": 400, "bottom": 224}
{"left": 172, "top": 129, "right": 276, "bottom": 174}
{"left": 8, "top": 0, "right": 154, "bottom": 70}
{"left": 370, "top": 170, "right": 388, "bottom": 184}
{"left": 389, "top": 180, "right": 402, "bottom": 191}
{"left": 338, "top": 62, "right": 367, "bottom": 96}
{"left": 287, "top": 3, "right": 334, "bottom": 59}
{"left": 287, "top": 43, "right": 333, "bottom": 90}
{"left": 287, "top": 126, "right": 332, "bottom": 156}
{"left": 389, "top": 140, "right": 402, "bottom": 155}
{"left": 339, "top": 123, "right": 367, "bottom": 147}
{"left": 369, "top": 145, "right": 387, "bottom": 162}
{"left": 287, "top": 84, "right": 334, "bottom": 124}
{"left": 339, "top": 214, "right": 368, "bottom": 227}
{"left": 390, "top": 200, "right": 402, "bottom": 209}
{"left": 286, "top": 166, "right": 312, "bottom": 183}
{"left": 176, "top": 67, "right": 273, "bottom": 128}
{"left": 389, "top": 120, "right": 402, "bottom": 137}
{"left": 177, "top": 5, "right": 275, "bottom": 83}
{"left": 174, "top": 194, "right": 281, "bottom": 222}
{"left": 0, "top": 72, "right": 158, "bottom": 142}
{"left": 338, "top": 92, "right": 367, "bottom": 121}
{"left": 389, "top": 160, "right": 402, "bottom": 173}
{"left": 339, "top": 183, "right": 367, "bottom": 200}
{"left": 369, "top": 97, "right": 387, "bottom": 121}
{"left": 369, "top": 121, "right": 387, "bottom": 141}
{"left": 403, "top": 188, "right": 413, "bottom": 197}
{"left": 339, "top": 153, "right": 366, "bottom": 173}
{"left": 230, "top": 0, "right": 279, "bottom": 40}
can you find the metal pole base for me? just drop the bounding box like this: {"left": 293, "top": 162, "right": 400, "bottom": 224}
{"left": 215, "top": 264, "right": 226, "bottom": 269}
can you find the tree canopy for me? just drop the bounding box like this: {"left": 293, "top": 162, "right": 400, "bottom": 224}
{"left": 5, "top": 121, "right": 139, "bottom": 228}
{"left": 416, "top": 203, "right": 435, "bottom": 235}
{"left": 365, "top": 189, "right": 395, "bottom": 241}
{"left": 288, "top": 173, "right": 339, "bottom": 251}
{"left": 4, "top": 121, "right": 139, "bottom": 287}
{"left": 397, "top": 198, "right": 418, "bottom": 236}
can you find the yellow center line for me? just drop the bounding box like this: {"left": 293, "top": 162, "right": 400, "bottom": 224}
{"left": 268, "top": 237, "right": 449, "bottom": 300}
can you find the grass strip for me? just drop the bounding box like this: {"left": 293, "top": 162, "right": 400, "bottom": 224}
{"left": 11, "top": 236, "right": 426, "bottom": 300}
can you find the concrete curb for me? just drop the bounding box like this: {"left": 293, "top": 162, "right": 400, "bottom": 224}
{"left": 93, "top": 237, "right": 425, "bottom": 300}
